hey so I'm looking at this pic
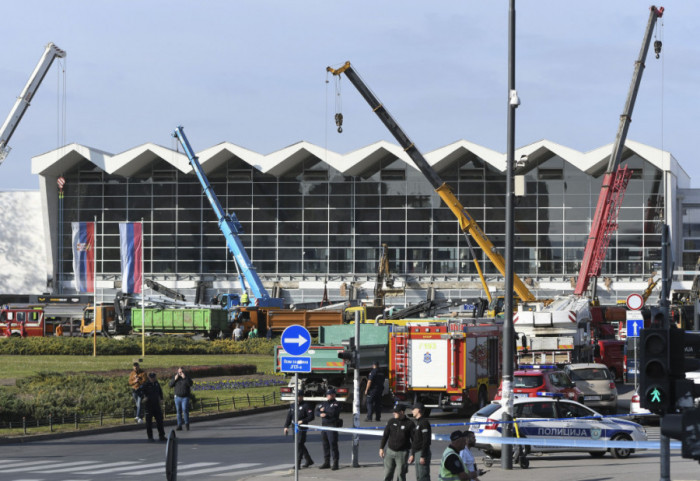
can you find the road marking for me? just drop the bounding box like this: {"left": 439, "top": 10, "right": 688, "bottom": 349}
{"left": 125, "top": 462, "right": 218, "bottom": 475}
{"left": 35, "top": 460, "right": 140, "bottom": 473}
{"left": 172, "top": 462, "right": 259, "bottom": 476}
{"left": 80, "top": 461, "right": 164, "bottom": 474}
{"left": 213, "top": 463, "right": 295, "bottom": 477}
{"left": 1, "top": 460, "right": 96, "bottom": 473}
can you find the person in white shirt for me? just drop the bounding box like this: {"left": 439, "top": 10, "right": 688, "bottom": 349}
{"left": 459, "top": 431, "right": 481, "bottom": 481}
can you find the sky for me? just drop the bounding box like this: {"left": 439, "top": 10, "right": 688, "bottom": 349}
{"left": 0, "top": 1, "right": 698, "bottom": 191}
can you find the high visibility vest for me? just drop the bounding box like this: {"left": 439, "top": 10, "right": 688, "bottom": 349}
{"left": 438, "top": 446, "right": 465, "bottom": 481}
{"left": 241, "top": 293, "right": 249, "bottom": 304}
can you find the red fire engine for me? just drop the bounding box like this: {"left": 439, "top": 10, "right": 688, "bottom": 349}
{"left": 389, "top": 321, "right": 502, "bottom": 413}
{"left": 1, "top": 307, "right": 54, "bottom": 337}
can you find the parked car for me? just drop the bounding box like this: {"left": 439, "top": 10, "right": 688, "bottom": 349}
{"left": 494, "top": 365, "right": 584, "bottom": 403}
{"left": 470, "top": 396, "right": 647, "bottom": 459}
{"left": 562, "top": 363, "right": 618, "bottom": 414}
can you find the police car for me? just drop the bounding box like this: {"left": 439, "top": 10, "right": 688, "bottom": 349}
{"left": 469, "top": 395, "right": 647, "bottom": 459}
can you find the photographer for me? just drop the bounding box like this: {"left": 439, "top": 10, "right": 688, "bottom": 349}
{"left": 169, "top": 366, "right": 193, "bottom": 431}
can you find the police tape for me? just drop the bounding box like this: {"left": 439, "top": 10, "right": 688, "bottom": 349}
{"left": 299, "top": 424, "right": 682, "bottom": 451}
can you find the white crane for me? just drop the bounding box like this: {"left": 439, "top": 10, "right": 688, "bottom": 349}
{"left": 0, "top": 42, "right": 66, "bottom": 164}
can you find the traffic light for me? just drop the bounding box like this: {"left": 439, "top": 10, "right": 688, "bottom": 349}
{"left": 338, "top": 336, "right": 357, "bottom": 368}
{"left": 661, "top": 407, "right": 700, "bottom": 461}
{"left": 639, "top": 327, "right": 671, "bottom": 414}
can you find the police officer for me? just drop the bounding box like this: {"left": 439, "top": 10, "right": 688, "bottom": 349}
{"left": 439, "top": 431, "right": 477, "bottom": 481}
{"left": 284, "top": 393, "right": 315, "bottom": 468}
{"left": 365, "top": 360, "right": 385, "bottom": 421}
{"left": 411, "top": 402, "right": 432, "bottom": 481}
{"left": 317, "top": 387, "right": 341, "bottom": 470}
{"left": 380, "top": 404, "right": 414, "bottom": 481}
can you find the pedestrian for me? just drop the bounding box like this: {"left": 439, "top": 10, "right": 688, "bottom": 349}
{"left": 169, "top": 366, "right": 193, "bottom": 431}
{"left": 317, "top": 387, "right": 341, "bottom": 470}
{"left": 142, "top": 372, "right": 166, "bottom": 442}
{"left": 379, "top": 404, "right": 415, "bottom": 481}
{"left": 283, "top": 393, "right": 315, "bottom": 468}
{"left": 233, "top": 324, "right": 243, "bottom": 341}
{"left": 439, "top": 431, "right": 473, "bottom": 481}
{"left": 365, "top": 360, "right": 385, "bottom": 421}
{"left": 128, "top": 362, "right": 147, "bottom": 423}
{"left": 248, "top": 326, "right": 258, "bottom": 339}
{"left": 240, "top": 291, "right": 249, "bottom": 306}
{"left": 411, "top": 402, "right": 432, "bottom": 481}
{"left": 458, "top": 431, "right": 481, "bottom": 481}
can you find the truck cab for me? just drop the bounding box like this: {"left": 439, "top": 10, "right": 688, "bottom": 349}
{"left": 80, "top": 305, "right": 122, "bottom": 336}
{"left": 1, "top": 308, "right": 48, "bottom": 337}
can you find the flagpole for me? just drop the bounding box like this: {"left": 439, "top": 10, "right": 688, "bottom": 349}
{"left": 93, "top": 215, "right": 97, "bottom": 357}
{"left": 141, "top": 218, "right": 145, "bottom": 358}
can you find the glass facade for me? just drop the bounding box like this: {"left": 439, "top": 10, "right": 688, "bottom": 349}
{"left": 58, "top": 152, "right": 665, "bottom": 284}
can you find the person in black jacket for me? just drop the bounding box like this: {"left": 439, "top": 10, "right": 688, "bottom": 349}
{"left": 411, "top": 402, "right": 432, "bottom": 481}
{"left": 142, "top": 372, "right": 166, "bottom": 441}
{"left": 365, "top": 361, "right": 385, "bottom": 422}
{"left": 283, "top": 393, "right": 315, "bottom": 468}
{"left": 169, "top": 367, "right": 193, "bottom": 431}
{"left": 379, "top": 404, "right": 415, "bottom": 481}
{"left": 317, "top": 388, "right": 341, "bottom": 470}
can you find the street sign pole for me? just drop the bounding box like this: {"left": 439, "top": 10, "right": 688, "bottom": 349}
{"left": 294, "top": 372, "right": 298, "bottom": 481}
{"left": 634, "top": 337, "right": 638, "bottom": 390}
{"left": 352, "top": 310, "right": 361, "bottom": 467}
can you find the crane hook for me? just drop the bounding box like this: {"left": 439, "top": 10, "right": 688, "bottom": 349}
{"left": 334, "top": 113, "right": 344, "bottom": 133}
{"left": 654, "top": 40, "right": 662, "bottom": 59}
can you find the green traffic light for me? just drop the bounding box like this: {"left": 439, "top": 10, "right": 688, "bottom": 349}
{"left": 648, "top": 387, "right": 663, "bottom": 404}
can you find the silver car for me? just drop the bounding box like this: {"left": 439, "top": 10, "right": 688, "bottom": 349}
{"left": 563, "top": 363, "right": 618, "bottom": 414}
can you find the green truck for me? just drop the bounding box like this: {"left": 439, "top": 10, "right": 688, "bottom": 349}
{"left": 131, "top": 308, "right": 231, "bottom": 339}
{"left": 275, "top": 323, "right": 390, "bottom": 404}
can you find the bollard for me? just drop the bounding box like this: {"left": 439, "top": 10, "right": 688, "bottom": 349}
{"left": 247, "top": 393, "right": 250, "bottom": 407}
{"left": 49, "top": 414, "right": 53, "bottom": 433}
{"left": 201, "top": 401, "right": 204, "bottom": 414}
{"left": 217, "top": 397, "right": 220, "bottom": 413}
{"left": 74, "top": 412, "right": 78, "bottom": 429}
{"left": 263, "top": 394, "right": 266, "bottom": 406}
{"left": 122, "top": 408, "right": 126, "bottom": 424}
{"left": 232, "top": 397, "right": 236, "bottom": 410}
{"left": 273, "top": 391, "right": 276, "bottom": 404}
{"left": 100, "top": 411, "right": 103, "bottom": 426}
{"left": 36, "top": 418, "right": 39, "bottom": 427}
{"left": 23, "top": 417, "right": 26, "bottom": 435}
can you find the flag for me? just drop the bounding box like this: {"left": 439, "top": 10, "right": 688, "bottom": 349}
{"left": 71, "top": 222, "right": 95, "bottom": 293}
{"left": 119, "top": 222, "right": 143, "bottom": 294}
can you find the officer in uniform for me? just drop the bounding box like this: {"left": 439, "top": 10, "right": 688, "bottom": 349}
{"left": 317, "top": 387, "right": 341, "bottom": 470}
{"left": 440, "top": 431, "right": 479, "bottom": 481}
{"left": 411, "top": 402, "right": 432, "bottom": 481}
{"left": 284, "top": 392, "right": 315, "bottom": 468}
{"left": 379, "top": 404, "right": 415, "bottom": 481}
{"left": 365, "top": 360, "right": 385, "bottom": 421}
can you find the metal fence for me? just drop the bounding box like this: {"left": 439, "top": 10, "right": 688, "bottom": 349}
{"left": 0, "top": 392, "right": 283, "bottom": 435}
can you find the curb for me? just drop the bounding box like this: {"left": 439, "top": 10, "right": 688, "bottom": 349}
{"left": 0, "top": 403, "right": 287, "bottom": 445}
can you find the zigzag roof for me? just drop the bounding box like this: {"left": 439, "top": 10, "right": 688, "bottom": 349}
{"left": 31, "top": 139, "right": 689, "bottom": 187}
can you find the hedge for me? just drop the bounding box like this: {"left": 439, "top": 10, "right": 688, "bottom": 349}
{"left": 0, "top": 336, "right": 279, "bottom": 356}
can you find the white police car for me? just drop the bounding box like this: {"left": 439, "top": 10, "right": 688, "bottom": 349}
{"left": 469, "top": 395, "right": 647, "bottom": 459}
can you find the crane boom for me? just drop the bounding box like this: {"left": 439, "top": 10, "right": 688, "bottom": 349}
{"left": 574, "top": 6, "right": 664, "bottom": 296}
{"left": 172, "top": 126, "right": 283, "bottom": 307}
{"left": 0, "top": 42, "right": 66, "bottom": 164}
{"left": 327, "top": 62, "right": 536, "bottom": 302}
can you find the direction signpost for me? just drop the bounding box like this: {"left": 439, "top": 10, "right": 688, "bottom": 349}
{"left": 626, "top": 298, "right": 644, "bottom": 390}
{"left": 280, "top": 325, "right": 311, "bottom": 481}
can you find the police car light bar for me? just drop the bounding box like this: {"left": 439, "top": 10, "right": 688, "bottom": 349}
{"left": 536, "top": 392, "right": 564, "bottom": 398}
{"left": 518, "top": 364, "right": 557, "bottom": 370}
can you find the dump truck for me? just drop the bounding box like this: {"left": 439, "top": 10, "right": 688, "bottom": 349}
{"left": 131, "top": 307, "right": 231, "bottom": 339}
{"left": 275, "top": 323, "right": 390, "bottom": 404}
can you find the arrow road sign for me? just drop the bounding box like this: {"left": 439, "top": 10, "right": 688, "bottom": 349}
{"left": 626, "top": 312, "right": 644, "bottom": 338}
{"left": 281, "top": 325, "right": 312, "bottom": 356}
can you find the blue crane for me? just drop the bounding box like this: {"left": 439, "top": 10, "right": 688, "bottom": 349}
{"left": 172, "top": 126, "right": 283, "bottom": 308}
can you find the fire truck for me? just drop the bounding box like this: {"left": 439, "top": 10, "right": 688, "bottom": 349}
{"left": 0, "top": 307, "right": 57, "bottom": 337}
{"left": 389, "top": 321, "right": 502, "bottom": 413}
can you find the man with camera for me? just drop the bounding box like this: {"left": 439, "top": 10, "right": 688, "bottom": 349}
{"left": 169, "top": 366, "right": 193, "bottom": 431}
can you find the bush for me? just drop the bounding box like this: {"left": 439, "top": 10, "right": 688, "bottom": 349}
{"left": 0, "top": 336, "right": 279, "bottom": 356}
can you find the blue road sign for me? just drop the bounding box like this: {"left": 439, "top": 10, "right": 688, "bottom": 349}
{"left": 280, "top": 356, "right": 312, "bottom": 373}
{"left": 627, "top": 318, "right": 644, "bottom": 338}
{"left": 281, "top": 325, "right": 312, "bottom": 356}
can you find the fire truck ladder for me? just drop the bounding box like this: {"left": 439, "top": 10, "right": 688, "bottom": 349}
{"left": 393, "top": 332, "right": 409, "bottom": 393}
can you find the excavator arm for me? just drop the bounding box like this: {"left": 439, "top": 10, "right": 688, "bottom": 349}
{"left": 327, "top": 62, "right": 535, "bottom": 302}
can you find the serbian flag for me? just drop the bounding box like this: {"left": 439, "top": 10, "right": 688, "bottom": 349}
{"left": 71, "top": 222, "right": 95, "bottom": 293}
{"left": 119, "top": 223, "right": 143, "bottom": 294}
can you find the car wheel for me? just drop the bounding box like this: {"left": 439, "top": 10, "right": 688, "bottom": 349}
{"left": 589, "top": 451, "right": 606, "bottom": 458}
{"left": 611, "top": 434, "right": 633, "bottom": 459}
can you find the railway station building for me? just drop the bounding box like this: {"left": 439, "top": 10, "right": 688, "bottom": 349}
{"left": 24, "top": 137, "right": 698, "bottom": 307}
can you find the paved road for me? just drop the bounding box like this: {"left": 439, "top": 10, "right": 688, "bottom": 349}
{"left": 2, "top": 386, "right": 697, "bottom": 481}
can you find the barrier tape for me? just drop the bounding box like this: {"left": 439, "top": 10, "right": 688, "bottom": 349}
{"left": 299, "top": 422, "right": 681, "bottom": 451}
